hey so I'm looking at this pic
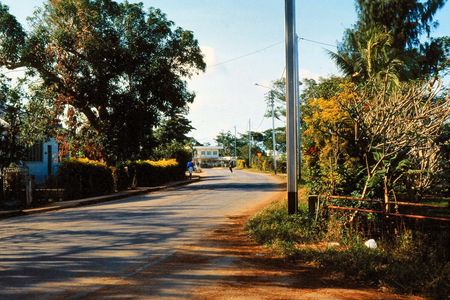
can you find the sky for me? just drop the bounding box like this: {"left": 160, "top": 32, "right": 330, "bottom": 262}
{"left": 2, "top": 0, "right": 450, "bottom": 145}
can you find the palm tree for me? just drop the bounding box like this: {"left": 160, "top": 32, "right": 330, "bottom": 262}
{"left": 329, "top": 28, "right": 403, "bottom": 84}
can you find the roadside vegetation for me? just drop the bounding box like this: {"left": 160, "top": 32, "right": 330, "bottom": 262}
{"left": 246, "top": 1, "right": 449, "bottom": 299}
{"left": 246, "top": 197, "right": 450, "bottom": 299}
{"left": 0, "top": 0, "right": 203, "bottom": 207}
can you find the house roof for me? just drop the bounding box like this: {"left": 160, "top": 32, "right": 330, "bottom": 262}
{"left": 193, "top": 146, "right": 223, "bottom": 150}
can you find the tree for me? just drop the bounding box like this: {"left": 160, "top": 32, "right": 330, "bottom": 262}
{"left": 264, "top": 78, "right": 287, "bottom": 121}
{"left": 301, "top": 77, "right": 360, "bottom": 195}
{"left": 262, "top": 127, "right": 285, "bottom": 153}
{"left": 0, "top": 0, "right": 205, "bottom": 164}
{"left": 340, "top": 78, "right": 450, "bottom": 203}
{"left": 215, "top": 131, "right": 233, "bottom": 157}
{"left": 334, "top": 0, "right": 449, "bottom": 81}
{"left": 330, "top": 28, "right": 404, "bottom": 83}
{"left": 154, "top": 109, "right": 194, "bottom": 148}
{"left": 0, "top": 76, "right": 25, "bottom": 168}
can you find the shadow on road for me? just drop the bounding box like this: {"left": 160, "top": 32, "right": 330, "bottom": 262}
{"left": 79, "top": 214, "right": 408, "bottom": 300}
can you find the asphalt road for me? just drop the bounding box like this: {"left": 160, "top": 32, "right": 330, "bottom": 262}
{"left": 0, "top": 168, "right": 283, "bottom": 299}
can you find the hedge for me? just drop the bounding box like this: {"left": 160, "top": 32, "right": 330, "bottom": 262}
{"left": 131, "top": 159, "right": 182, "bottom": 187}
{"left": 58, "top": 158, "right": 114, "bottom": 200}
{"left": 58, "top": 158, "right": 185, "bottom": 199}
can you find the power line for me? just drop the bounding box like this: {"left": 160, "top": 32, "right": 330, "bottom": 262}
{"left": 209, "top": 41, "right": 283, "bottom": 68}
{"left": 254, "top": 105, "right": 269, "bottom": 131}
{"left": 299, "top": 37, "right": 337, "bottom": 48}
{"left": 208, "top": 36, "right": 337, "bottom": 69}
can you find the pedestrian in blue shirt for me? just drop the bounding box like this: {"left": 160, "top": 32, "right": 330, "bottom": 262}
{"left": 187, "top": 161, "right": 194, "bottom": 179}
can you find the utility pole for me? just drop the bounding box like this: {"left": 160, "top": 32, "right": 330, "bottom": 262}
{"left": 254, "top": 83, "right": 278, "bottom": 175}
{"left": 295, "top": 34, "right": 301, "bottom": 182}
{"left": 234, "top": 125, "right": 237, "bottom": 159}
{"left": 270, "top": 92, "right": 277, "bottom": 174}
{"left": 248, "top": 119, "right": 251, "bottom": 168}
{"left": 285, "top": 0, "right": 299, "bottom": 214}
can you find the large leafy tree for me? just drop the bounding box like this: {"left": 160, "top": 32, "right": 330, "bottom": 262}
{"left": 215, "top": 131, "right": 238, "bottom": 157}
{"left": 332, "top": 0, "right": 449, "bottom": 81}
{"left": 0, "top": 0, "right": 205, "bottom": 164}
{"left": 0, "top": 76, "right": 25, "bottom": 168}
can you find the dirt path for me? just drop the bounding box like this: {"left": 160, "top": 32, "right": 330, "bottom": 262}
{"left": 83, "top": 190, "right": 422, "bottom": 300}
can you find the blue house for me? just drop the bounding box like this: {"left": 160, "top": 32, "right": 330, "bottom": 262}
{"left": 24, "top": 139, "right": 60, "bottom": 184}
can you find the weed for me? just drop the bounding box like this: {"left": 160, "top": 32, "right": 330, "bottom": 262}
{"left": 246, "top": 199, "right": 450, "bottom": 299}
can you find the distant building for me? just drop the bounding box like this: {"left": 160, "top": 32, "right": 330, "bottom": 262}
{"left": 193, "top": 146, "right": 223, "bottom": 167}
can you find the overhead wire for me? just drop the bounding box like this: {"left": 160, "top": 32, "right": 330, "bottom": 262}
{"left": 209, "top": 41, "right": 283, "bottom": 68}
{"left": 208, "top": 36, "right": 337, "bottom": 69}
{"left": 298, "top": 37, "right": 337, "bottom": 48}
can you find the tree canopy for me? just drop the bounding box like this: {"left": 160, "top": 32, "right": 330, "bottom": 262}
{"left": 332, "top": 0, "right": 449, "bottom": 81}
{"left": 0, "top": 0, "right": 205, "bottom": 164}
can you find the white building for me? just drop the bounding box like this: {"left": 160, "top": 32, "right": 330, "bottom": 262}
{"left": 193, "top": 146, "right": 223, "bottom": 167}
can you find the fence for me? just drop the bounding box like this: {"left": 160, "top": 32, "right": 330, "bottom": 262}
{"left": 1, "top": 166, "right": 64, "bottom": 210}
{"left": 308, "top": 194, "right": 450, "bottom": 232}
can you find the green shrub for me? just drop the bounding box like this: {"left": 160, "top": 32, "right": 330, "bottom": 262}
{"left": 58, "top": 158, "right": 114, "bottom": 200}
{"left": 246, "top": 200, "right": 450, "bottom": 299}
{"left": 130, "top": 159, "right": 182, "bottom": 187}
{"left": 245, "top": 201, "right": 323, "bottom": 247}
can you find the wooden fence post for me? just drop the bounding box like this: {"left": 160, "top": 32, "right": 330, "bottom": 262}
{"left": 308, "top": 195, "right": 319, "bottom": 218}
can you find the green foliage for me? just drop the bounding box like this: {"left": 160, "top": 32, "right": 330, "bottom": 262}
{"left": 335, "top": 0, "right": 449, "bottom": 81}
{"left": 215, "top": 130, "right": 237, "bottom": 157}
{"left": 245, "top": 201, "right": 324, "bottom": 250}
{"left": 130, "top": 159, "right": 182, "bottom": 187}
{"left": 300, "top": 77, "right": 361, "bottom": 195}
{"left": 58, "top": 156, "right": 186, "bottom": 198}
{"left": 247, "top": 201, "right": 450, "bottom": 298}
{"left": 0, "top": 3, "right": 25, "bottom": 68}
{"left": 58, "top": 158, "right": 114, "bottom": 200}
{"left": 154, "top": 109, "right": 193, "bottom": 149}
{"left": 0, "top": 76, "right": 26, "bottom": 168}
{"left": 0, "top": 0, "right": 206, "bottom": 165}
{"left": 152, "top": 140, "right": 191, "bottom": 176}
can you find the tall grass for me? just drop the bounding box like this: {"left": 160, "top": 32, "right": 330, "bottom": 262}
{"left": 245, "top": 200, "right": 450, "bottom": 299}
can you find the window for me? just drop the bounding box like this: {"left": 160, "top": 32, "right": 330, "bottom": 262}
{"left": 213, "top": 151, "right": 218, "bottom": 156}
{"left": 201, "top": 151, "right": 206, "bottom": 156}
{"left": 24, "top": 142, "right": 43, "bottom": 162}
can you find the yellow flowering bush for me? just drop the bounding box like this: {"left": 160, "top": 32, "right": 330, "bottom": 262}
{"left": 132, "top": 158, "right": 182, "bottom": 186}
{"left": 58, "top": 157, "right": 114, "bottom": 199}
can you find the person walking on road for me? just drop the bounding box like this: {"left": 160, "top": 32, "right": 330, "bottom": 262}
{"left": 187, "top": 160, "right": 194, "bottom": 179}
{"left": 228, "top": 160, "right": 234, "bottom": 173}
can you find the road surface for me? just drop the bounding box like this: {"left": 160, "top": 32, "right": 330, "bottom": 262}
{"left": 0, "top": 169, "right": 283, "bottom": 299}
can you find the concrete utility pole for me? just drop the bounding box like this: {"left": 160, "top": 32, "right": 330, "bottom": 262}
{"left": 254, "top": 83, "right": 277, "bottom": 175}
{"left": 248, "top": 119, "right": 251, "bottom": 168}
{"left": 270, "top": 92, "right": 277, "bottom": 174}
{"left": 295, "top": 35, "right": 301, "bottom": 182}
{"left": 234, "top": 126, "right": 237, "bottom": 159}
{"left": 285, "top": 0, "right": 299, "bottom": 214}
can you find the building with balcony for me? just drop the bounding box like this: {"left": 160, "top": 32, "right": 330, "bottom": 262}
{"left": 193, "top": 146, "right": 223, "bottom": 168}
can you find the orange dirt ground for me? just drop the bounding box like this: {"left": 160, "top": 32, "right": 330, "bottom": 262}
{"left": 84, "top": 192, "right": 423, "bottom": 300}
